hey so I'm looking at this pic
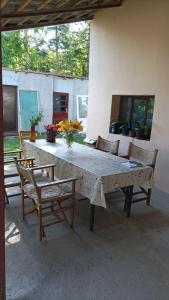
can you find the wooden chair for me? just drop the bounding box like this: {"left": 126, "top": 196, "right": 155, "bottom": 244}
{"left": 4, "top": 150, "right": 35, "bottom": 204}
{"left": 15, "top": 160, "right": 77, "bottom": 241}
{"left": 18, "top": 130, "right": 38, "bottom": 146}
{"left": 4, "top": 150, "right": 23, "bottom": 204}
{"left": 96, "top": 136, "right": 120, "bottom": 155}
{"left": 124, "top": 142, "right": 158, "bottom": 216}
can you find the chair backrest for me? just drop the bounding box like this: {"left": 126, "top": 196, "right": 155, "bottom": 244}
{"left": 128, "top": 142, "right": 158, "bottom": 169}
{"left": 4, "top": 150, "right": 22, "bottom": 164}
{"left": 96, "top": 136, "right": 120, "bottom": 155}
{"left": 18, "top": 130, "right": 38, "bottom": 145}
{"left": 14, "top": 158, "right": 37, "bottom": 186}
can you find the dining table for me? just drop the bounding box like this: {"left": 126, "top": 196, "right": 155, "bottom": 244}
{"left": 23, "top": 138, "right": 153, "bottom": 230}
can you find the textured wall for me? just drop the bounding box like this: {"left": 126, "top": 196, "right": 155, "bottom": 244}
{"left": 88, "top": 0, "right": 169, "bottom": 193}
{"left": 3, "top": 69, "right": 88, "bottom": 131}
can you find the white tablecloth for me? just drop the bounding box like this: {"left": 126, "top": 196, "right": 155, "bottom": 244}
{"left": 23, "top": 139, "right": 153, "bottom": 208}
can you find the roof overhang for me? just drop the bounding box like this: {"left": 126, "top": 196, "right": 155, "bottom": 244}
{"left": 1, "top": 0, "right": 123, "bottom": 32}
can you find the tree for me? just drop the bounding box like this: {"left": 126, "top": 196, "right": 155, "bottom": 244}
{"left": 2, "top": 22, "right": 90, "bottom": 77}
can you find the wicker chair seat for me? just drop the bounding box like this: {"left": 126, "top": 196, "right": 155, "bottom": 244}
{"left": 24, "top": 182, "right": 71, "bottom": 202}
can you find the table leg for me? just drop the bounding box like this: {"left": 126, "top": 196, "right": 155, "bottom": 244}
{"left": 90, "top": 204, "right": 95, "bottom": 231}
{"left": 126, "top": 185, "right": 133, "bottom": 217}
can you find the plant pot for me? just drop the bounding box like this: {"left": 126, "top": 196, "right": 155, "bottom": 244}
{"left": 46, "top": 131, "right": 56, "bottom": 143}
{"left": 122, "top": 127, "right": 129, "bottom": 136}
{"left": 111, "top": 122, "right": 123, "bottom": 134}
{"left": 30, "top": 125, "right": 36, "bottom": 142}
{"left": 129, "top": 129, "right": 136, "bottom": 138}
{"left": 135, "top": 128, "right": 145, "bottom": 140}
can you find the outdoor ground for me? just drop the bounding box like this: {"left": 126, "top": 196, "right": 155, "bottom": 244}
{"left": 4, "top": 133, "right": 84, "bottom": 152}
{"left": 6, "top": 189, "right": 169, "bottom": 300}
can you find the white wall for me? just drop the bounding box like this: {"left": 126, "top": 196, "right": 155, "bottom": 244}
{"left": 3, "top": 69, "right": 88, "bottom": 131}
{"left": 88, "top": 0, "right": 169, "bottom": 193}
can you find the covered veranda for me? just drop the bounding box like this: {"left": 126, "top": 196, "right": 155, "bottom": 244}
{"left": 0, "top": 1, "right": 123, "bottom": 298}
{"left": 1, "top": 1, "right": 169, "bottom": 299}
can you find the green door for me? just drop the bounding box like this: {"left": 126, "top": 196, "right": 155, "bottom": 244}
{"left": 19, "top": 90, "right": 40, "bottom": 130}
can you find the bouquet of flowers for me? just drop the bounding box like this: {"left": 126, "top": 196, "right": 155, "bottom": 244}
{"left": 57, "top": 120, "right": 83, "bottom": 133}
{"left": 44, "top": 124, "right": 59, "bottom": 142}
{"left": 57, "top": 120, "right": 83, "bottom": 148}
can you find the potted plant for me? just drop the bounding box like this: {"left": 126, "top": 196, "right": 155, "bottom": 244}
{"left": 44, "top": 124, "right": 59, "bottom": 143}
{"left": 119, "top": 123, "right": 129, "bottom": 136}
{"left": 143, "top": 125, "right": 151, "bottom": 140}
{"left": 135, "top": 121, "right": 145, "bottom": 140}
{"left": 29, "top": 112, "right": 43, "bottom": 142}
{"left": 129, "top": 128, "right": 136, "bottom": 138}
{"left": 128, "top": 121, "right": 136, "bottom": 138}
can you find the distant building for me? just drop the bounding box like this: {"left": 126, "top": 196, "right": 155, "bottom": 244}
{"left": 2, "top": 68, "right": 88, "bottom": 135}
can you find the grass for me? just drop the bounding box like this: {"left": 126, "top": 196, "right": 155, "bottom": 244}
{"left": 4, "top": 133, "right": 85, "bottom": 152}
{"left": 4, "top": 137, "right": 20, "bottom": 152}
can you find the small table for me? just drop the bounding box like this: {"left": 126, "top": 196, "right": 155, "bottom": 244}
{"left": 23, "top": 139, "right": 153, "bottom": 230}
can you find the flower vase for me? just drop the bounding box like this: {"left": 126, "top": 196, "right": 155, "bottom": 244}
{"left": 30, "top": 125, "right": 36, "bottom": 142}
{"left": 46, "top": 130, "right": 56, "bottom": 143}
{"left": 65, "top": 132, "right": 74, "bottom": 149}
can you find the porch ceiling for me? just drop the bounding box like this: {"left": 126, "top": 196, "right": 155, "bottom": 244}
{"left": 1, "top": 0, "right": 123, "bottom": 32}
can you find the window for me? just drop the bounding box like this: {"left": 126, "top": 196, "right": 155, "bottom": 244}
{"left": 53, "top": 92, "right": 68, "bottom": 124}
{"left": 76, "top": 95, "right": 88, "bottom": 132}
{"left": 110, "top": 95, "right": 155, "bottom": 140}
{"left": 54, "top": 95, "right": 67, "bottom": 112}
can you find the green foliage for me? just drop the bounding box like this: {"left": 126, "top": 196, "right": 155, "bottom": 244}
{"left": 29, "top": 112, "right": 43, "bottom": 126}
{"left": 2, "top": 22, "right": 89, "bottom": 77}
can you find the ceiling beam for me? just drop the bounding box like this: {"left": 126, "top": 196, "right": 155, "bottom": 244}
{"left": 33, "top": 0, "right": 71, "bottom": 25}
{"left": 1, "top": 2, "right": 122, "bottom": 19}
{"left": 1, "top": 0, "right": 33, "bottom": 27}
{"left": 1, "top": 16, "right": 93, "bottom": 32}
{"left": 1, "top": 0, "right": 9, "bottom": 9}
{"left": 48, "top": 0, "right": 90, "bottom": 24}
{"left": 16, "top": 0, "right": 33, "bottom": 12}
{"left": 61, "top": 0, "right": 98, "bottom": 22}
{"left": 19, "top": 0, "right": 52, "bottom": 25}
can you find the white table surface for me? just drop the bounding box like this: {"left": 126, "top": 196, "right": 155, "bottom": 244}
{"left": 23, "top": 139, "right": 153, "bottom": 208}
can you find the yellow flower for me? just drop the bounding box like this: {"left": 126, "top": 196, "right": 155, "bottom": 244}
{"left": 57, "top": 119, "right": 83, "bottom": 133}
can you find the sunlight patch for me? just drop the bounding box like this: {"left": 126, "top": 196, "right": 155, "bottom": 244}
{"left": 5, "top": 222, "right": 21, "bottom": 246}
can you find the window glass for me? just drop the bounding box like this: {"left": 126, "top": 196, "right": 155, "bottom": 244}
{"left": 110, "top": 95, "right": 155, "bottom": 140}
{"left": 54, "top": 95, "right": 67, "bottom": 112}
{"left": 132, "top": 98, "right": 146, "bottom": 127}
{"left": 77, "top": 96, "right": 88, "bottom": 118}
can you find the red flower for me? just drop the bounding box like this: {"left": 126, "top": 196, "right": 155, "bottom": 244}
{"left": 44, "top": 124, "right": 59, "bottom": 133}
